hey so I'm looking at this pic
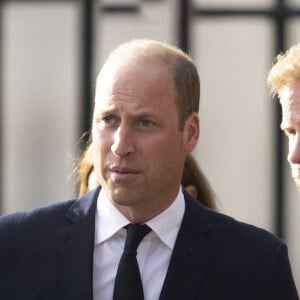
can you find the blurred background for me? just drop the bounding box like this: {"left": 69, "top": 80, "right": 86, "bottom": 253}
{"left": 0, "top": 0, "right": 299, "bottom": 292}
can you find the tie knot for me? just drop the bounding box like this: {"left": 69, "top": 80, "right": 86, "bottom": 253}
{"left": 124, "top": 224, "right": 151, "bottom": 254}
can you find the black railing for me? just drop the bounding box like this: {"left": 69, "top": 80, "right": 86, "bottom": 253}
{"left": 80, "top": 0, "right": 94, "bottom": 148}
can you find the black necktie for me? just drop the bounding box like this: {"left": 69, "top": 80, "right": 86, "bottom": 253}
{"left": 113, "top": 223, "right": 151, "bottom": 300}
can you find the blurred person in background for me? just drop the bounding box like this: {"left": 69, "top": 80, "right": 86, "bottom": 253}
{"left": 0, "top": 39, "right": 298, "bottom": 300}
{"left": 268, "top": 43, "right": 300, "bottom": 192}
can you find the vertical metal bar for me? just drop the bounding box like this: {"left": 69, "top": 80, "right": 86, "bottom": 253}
{"left": 0, "top": 0, "right": 3, "bottom": 214}
{"left": 273, "top": 0, "right": 286, "bottom": 239}
{"left": 178, "top": 0, "right": 190, "bottom": 53}
{"left": 80, "top": 0, "right": 94, "bottom": 148}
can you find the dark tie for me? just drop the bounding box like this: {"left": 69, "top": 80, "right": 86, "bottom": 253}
{"left": 113, "top": 223, "right": 151, "bottom": 300}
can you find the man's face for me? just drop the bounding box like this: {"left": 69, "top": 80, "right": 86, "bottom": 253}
{"left": 91, "top": 60, "right": 199, "bottom": 221}
{"left": 280, "top": 81, "right": 300, "bottom": 191}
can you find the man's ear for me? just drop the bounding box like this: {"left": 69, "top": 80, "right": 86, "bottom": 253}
{"left": 183, "top": 112, "right": 200, "bottom": 152}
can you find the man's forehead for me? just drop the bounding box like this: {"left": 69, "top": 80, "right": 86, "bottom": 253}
{"left": 279, "top": 82, "right": 300, "bottom": 111}
{"left": 280, "top": 81, "right": 300, "bottom": 100}
{"left": 279, "top": 82, "right": 300, "bottom": 128}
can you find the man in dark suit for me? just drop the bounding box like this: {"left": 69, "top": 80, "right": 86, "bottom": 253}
{"left": 0, "top": 39, "right": 298, "bottom": 299}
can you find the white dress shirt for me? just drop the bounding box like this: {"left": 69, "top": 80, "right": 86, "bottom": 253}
{"left": 93, "top": 187, "right": 185, "bottom": 300}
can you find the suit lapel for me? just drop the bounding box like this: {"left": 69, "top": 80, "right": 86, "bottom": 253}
{"left": 56, "top": 187, "right": 99, "bottom": 300}
{"left": 159, "top": 191, "right": 218, "bottom": 300}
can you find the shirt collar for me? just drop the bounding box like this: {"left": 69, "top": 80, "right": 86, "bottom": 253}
{"left": 94, "top": 188, "right": 129, "bottom": 245}
{"left": 94, "top": 187, "right": 185, "bottom": 250}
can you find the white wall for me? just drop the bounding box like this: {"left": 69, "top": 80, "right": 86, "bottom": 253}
{"left": 1, "top": 2, "right": 80, "bottom": 211}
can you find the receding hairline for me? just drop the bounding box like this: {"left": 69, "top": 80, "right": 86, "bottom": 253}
{"left": 97, "top": 39, "right": 193, "bottom": 79}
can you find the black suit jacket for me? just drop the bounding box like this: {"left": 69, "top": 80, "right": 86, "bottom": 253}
{"left": 0, "top": 187, "right": 298, "bottom": 299}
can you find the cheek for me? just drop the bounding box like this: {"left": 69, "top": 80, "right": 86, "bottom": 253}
{"left": 143, "top": 134, "right": 179, "bottom": 155}
{"left": 144, "top": 134, "right": 184, "bottom": 169}
{"left": 92, "top": 128, "right": 111, "bottom": 151}
{"left": 91, "top": 134, "right": 109, "bottom": 169}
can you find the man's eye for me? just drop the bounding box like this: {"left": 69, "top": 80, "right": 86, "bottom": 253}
{"left": 103, "top": 116, "right": 115, "bottom": 124}
{"left": 140, "top": 119, "right": 152, "bottom": 127}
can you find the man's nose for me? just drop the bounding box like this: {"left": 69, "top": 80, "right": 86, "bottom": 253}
{"left": 111, "top": 124, "right": 135, "bottom": 157}
{"left": 288, "top": 134, "right": 300, "bottom": 164}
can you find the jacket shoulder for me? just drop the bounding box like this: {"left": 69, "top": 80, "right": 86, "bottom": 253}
{"left": 185, "top": 191, "right": 284, "bottom": 251}
{"left": 0, "top": 199, "right": 76, "bottom": 235}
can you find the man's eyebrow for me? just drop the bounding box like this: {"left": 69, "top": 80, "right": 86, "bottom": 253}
{"left": 96, "top": 104, "right": 118, "bottom": 114}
